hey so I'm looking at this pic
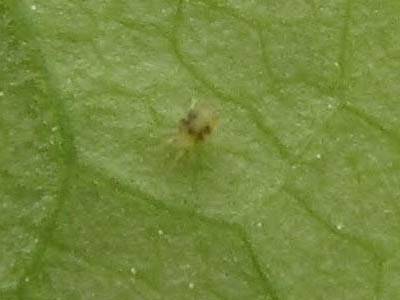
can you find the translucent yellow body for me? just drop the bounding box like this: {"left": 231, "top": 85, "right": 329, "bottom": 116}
{"left": 172, "top": 102, "right": 219, "bottom": 149}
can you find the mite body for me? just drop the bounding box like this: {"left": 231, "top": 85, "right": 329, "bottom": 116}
{"left": 173, "top": 102, "right": 219, "bottom": 148}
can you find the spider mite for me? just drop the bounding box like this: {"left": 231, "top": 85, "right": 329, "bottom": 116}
{"left": 174, "top": 102, "right": 219, "bottom": 148}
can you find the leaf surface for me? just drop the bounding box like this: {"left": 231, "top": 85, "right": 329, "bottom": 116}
{"left": 1, "top": 0, "right": 400, "bottom": 299}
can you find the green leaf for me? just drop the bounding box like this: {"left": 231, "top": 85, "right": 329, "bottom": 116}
{"left": 1, "top": 0, "right": 399, "bottom": 299}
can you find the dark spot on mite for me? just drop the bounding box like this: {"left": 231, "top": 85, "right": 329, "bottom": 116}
{"left": 196, "top": 125, "right": 212, "bottom": 141}
{"left": 202, "top": 125, "right": 211, "bottom": 135}
{"left": 180, "top": 110, "right": 201, "bottom": 135}
{"left": 187, "top": 127, "right": 196, "bottom": 135}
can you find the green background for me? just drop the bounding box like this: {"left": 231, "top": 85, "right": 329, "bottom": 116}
{"left": 1, "top": 0, "right": 400, "bottom": 299}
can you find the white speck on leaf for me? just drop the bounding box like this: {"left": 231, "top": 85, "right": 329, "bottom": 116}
{"left": 25, "top": 277, "right": 30, "bottom": 282}
{"left": 256, "top": 222, "right": 263, "bottom": 228}
{"left": 158, "top": 229, "right": 164, "bottom": 236}
{"left": 130, "top": 267, "right": 136, "bottom": 275}
{"left": 336, "top": 223, "right": 344, "bottom": 230}
{"left": 31, "top": 5, "right": 37, "bottom": 10}
{"left": 188, "top": 282, "right": 195, "bottom": 289}
{"left": 0, "top": 91, "right": 4, "bottom": 96}
{"left": 316, "top": 153, "right": 321, "bottom": 159}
